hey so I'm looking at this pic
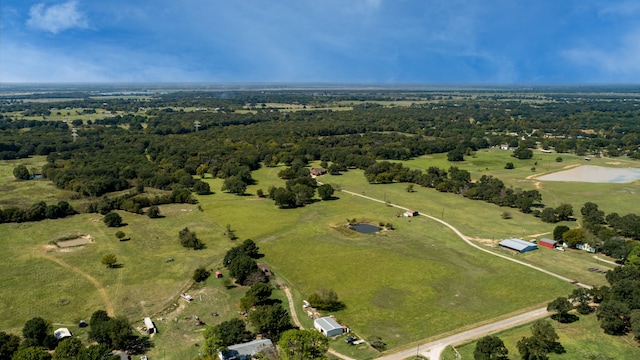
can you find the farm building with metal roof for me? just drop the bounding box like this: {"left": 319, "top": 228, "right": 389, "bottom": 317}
{"left": 499, "top": 238, "right": 538, "bottom": 253}
{"left": 314, "top": 316, "right": 344, "bottom": 337}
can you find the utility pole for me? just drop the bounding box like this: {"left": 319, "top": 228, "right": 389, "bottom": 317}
{"left": 71, "top": 128, "right": 78, "bottom": 142}
{"left": 194, "top": 120, "right": 201, "bottom": 132}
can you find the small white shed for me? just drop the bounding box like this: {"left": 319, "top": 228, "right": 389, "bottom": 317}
{"left": 144, "top": 317, "right": 156, "bottom": 334}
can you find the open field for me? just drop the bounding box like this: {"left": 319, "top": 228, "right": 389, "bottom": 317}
{"left": 1, "top": 148, "right": 638, "bottom": 357}
{"left": 441, "top": 313, "right": 640, "bottom": 360}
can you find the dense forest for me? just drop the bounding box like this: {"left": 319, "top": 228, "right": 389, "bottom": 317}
{"left": 1, "top": 88, "right": 640, "bottom": 230}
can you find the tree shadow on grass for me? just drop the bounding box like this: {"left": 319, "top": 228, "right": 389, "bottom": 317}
{"left": 551, "top": 313, "right": 579, "bottom": 324}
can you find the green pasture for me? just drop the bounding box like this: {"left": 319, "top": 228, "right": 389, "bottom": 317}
{"left": 0, "top": 156, "right": 78, "bottom": 209}
{"left": 0, "top": 149, "right": 638, "bottom": 357}
{"left": 442, "top": 313, "right": 640, "bottom": 360}
{"left": 381, "top": 148, "right": 640, "bottom": 219}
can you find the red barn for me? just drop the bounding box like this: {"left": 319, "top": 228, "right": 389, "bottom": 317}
{"left": 539, "top": 238, "right": 557, "bottom": 249}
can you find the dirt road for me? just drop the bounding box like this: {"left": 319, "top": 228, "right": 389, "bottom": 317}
{"left": 42, "top": 253, "right": 115, "bottom": 316}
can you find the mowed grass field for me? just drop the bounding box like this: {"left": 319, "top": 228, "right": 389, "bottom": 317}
{"left": 1, "top": 149, "right": 638, "bottom": 357}
{"left": 441, "top": 313, "right": 640, "bottom": 360}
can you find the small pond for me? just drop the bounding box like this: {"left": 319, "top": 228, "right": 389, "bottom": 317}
{"left": 538, "top": 165, "right": 640, "bottom": 183}
{"left": 350, "top": 223, "right": 380, "bottom": 234}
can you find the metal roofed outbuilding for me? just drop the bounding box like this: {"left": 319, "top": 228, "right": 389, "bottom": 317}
{"left": 314, "top": 316, "right": 344, "bottom": 337}
{"left": 499, "top": 238, "right": 538, "bottom": 253}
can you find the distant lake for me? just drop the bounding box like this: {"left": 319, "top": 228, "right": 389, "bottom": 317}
{"left": 538, "top": 165, "right": 640, "bottom": 183}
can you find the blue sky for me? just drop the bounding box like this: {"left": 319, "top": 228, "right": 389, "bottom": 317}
{"left": 2, "top": 0, "right": 640, "bottom": 83}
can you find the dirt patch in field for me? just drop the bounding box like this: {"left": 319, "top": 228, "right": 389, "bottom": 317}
{"left": 606, "top": 162, "right": 622, "bottom": 165}
{"left": 467, "top": 237, "right": 498, "bottom": 246}
{"left": 56, "top": 234, "right": 93, "bottom": 248}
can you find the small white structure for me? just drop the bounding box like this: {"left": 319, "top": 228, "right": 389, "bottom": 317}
{"left": 180, "top": 293, "right": 193, "bottom": 301}
{"left": 314, "top": 316, "right": 344, "bottom": 337}
{"left": 54, "top": 328, "right": 72, "bottom": 340}
{"left": 144, "top": 317, "right": 156, "bottom": 334}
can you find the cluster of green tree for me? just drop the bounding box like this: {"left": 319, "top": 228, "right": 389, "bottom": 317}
{"left": 516, "top": 320, "right": 563, "bottom": 360}
{"left": 223, "top": 239, "right": 264, "bottom": 285}
{"left": 179, "top": 227, "right": 205, "bottom": 250}
{"left": 307, "top": 288, "right": 345, "bottom": 311}
{"left": 596, "top": 265, "right": 640, "bottom": 336}
{"left": 260, "top": 161, "right": 321, "bottom": 208}
{"left": 0, "top": 200, "right": 77, "bottom": 224}
{"left": 277, "top": 329, "right": 328, "bottom": 360}
{"left": 0, "top": 313, "right": 140, "bottom": 360}
{"left": 86, "top": 186, "right": 196, "bottom": 215}
{"left": 364, "top": 161, "right": 543, "bottom": 214}
{"left": 3, "top": 90, "right": 640, "bottom": 224}
{"left": 198, "top": 284, "right": 294, "bottom": 359}
{"left": 539, "top": 203, "right": 574, "bottom": 223}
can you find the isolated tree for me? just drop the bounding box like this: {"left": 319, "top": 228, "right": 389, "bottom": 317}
{"left": 512, "top": 146, "right": 533, "bottom": 160}
{"left": 447, "top": 148, "right": 465, "bottom": 162}
{"left": 547, "top": 297, "right": 573, "bottom": 322}
{"left": 504, "top": 162, "right": 514, "bottom": 169}
{"left": 193, "top": 180, "right": 211, "bottom": 195}
{"left": 102, "top": 254, "right": 118, "bottom": 268}
{"left": 13, "top": 165, "right": 31, "bottom": 180}
{"left": 147, "top": 205, "right": 161, "bottom": 218}
{"left": 179, "top": 227, "right": 205, "bottom": 250}
{"left": 278, "top": 329, "right": 329, "bottom": 360}
{"left": 22, "top": 317, "right": 51, "bottom": 346}
{"left": 0, "top": 331, "right": 20, "bottom": 360}
{"left": 308, "top": 288, "right": 343, "bottom": 311}
{"left": 474, "top": 335, "right": 508, "bottom": 360}
{"left": 318, "top": 183, "right": 335, "bottom": 200}
{"left": 193, "top": 266, "right": 211, "bottom": 282}
{"left": 115, "top": 231, "right": 126, "bottom": 240}
{"left": 555, "top": 156, "right": 563, "bottom": 162}
{"left": 103, "top": 212, "right": 122, "bottom": 227}
{"left": 221, "top": 176, "right": 247, "bottom": 195}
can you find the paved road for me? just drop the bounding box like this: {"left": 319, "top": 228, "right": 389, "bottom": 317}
{"left": 378, "top": 307, "right": 550, "bottom": 360}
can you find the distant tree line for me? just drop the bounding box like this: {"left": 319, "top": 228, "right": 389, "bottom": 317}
{"left": 0, "top": 201, "right": 77, "bottom": 224}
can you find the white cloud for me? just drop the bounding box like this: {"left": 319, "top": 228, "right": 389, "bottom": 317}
{"left": 27, "top": 1, "right": 89, "bottom": 34}
{"left": 0, "top": 40, "right": 205, "bottom": 82}
{"left": 563, "top": 28, "right": 640, "bottom": 81}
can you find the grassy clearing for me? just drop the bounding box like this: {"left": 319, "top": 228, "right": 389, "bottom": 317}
{"left": 0, "top": 156, "right": 79, "bottom": 208}
{"left": 1, "top": 149, "right": 638, "bottom": 357}
{"left": 442, "top": 313, "right": 640, "bottom": 360}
